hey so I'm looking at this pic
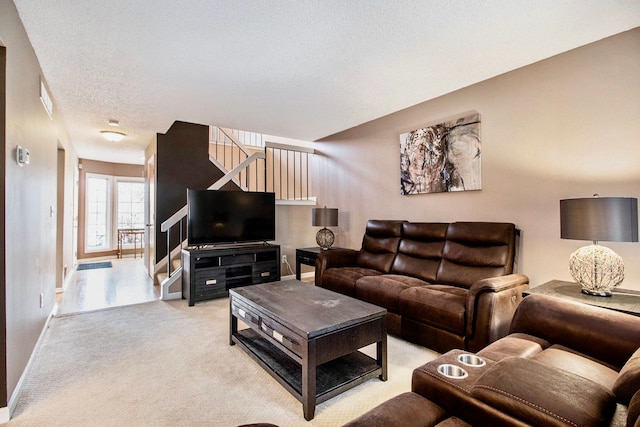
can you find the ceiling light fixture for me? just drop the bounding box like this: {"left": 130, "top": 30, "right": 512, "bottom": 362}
{"left": 107, "top": 119, "right": 120, "bottom": 127}
{"left": 100, "top": 130, "right": 126, "bottom": 142}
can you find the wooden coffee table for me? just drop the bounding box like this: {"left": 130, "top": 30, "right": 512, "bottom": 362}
{"left": 230, "top": 280, "right": 387, "bottom": 421}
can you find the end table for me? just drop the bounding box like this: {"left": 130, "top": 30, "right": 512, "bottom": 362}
{"left": 525, "top": 280, "right": 640, "bottom": 317}
{"left": 295, "top": 247, "right": 348, "bottom": 280}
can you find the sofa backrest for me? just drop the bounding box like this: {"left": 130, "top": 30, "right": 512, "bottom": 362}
{"left": 390, "top": 222, "right": 449, "bottom": 282}
{"left": 356, "top": 220, "right": 405, "bottom": 273}
{"left": 436, "top": 222, "right": 517, "bottom": 289}
{"left": 511, "top": 294, "right": 640, "bottom": 370}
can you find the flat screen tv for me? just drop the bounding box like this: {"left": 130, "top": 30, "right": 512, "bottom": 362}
{"left": 187, "top": 190, "right": 276, "bottom": 246}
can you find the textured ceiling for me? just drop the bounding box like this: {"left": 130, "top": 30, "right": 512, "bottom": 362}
{"left": 13, "top": 0, "right": 640, "bottom": 164}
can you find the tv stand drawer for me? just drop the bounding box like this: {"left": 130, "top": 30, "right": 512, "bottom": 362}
{"left": 253, "top": 264, "right": 279, "bottom": 283}
{"left": 195, "top": 268, "right": 226, "bottom": 295}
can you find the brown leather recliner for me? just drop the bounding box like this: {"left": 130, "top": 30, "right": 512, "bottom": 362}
{"left": 316, "top": 220, "right": 529, "bottom": 353}
{"left": 346, "top": 294, "right": 640, "bottom": 427}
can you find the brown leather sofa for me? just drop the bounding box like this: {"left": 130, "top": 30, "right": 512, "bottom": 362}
{"left": 315, "top": 220, "right": 530, "bottom": 353}
{"left": 345, "top": 294, "right": 640, "bottom": 427}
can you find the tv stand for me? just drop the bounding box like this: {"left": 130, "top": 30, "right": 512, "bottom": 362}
{"left": 182, "top": 244, "right": 281, "bottom": 306}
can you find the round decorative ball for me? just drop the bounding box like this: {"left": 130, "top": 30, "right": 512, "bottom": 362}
{"left": 569, "top": 244, "right": 624, "bottom": 296}
{"left": 316, "top": 228, "right": 335, "bottom": 250}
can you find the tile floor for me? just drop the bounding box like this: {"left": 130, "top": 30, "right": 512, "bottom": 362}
{"left": 56, "top": 257, "right": 160, "bottom": 315}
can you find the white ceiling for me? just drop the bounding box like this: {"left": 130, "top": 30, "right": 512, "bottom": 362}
{"left": 13, "top": 0, "right": 640, "bottom": 165}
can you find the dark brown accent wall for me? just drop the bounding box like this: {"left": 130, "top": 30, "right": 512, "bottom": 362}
{"left": 155, "top": 121, "right": 239, "bottom": 261}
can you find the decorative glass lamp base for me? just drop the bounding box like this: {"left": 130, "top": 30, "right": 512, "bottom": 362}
{"left": 316, "top": 227, "right": 335, "bottom": 250}
{"left": 570, "top": 244, "right": 624, "bottom": 298}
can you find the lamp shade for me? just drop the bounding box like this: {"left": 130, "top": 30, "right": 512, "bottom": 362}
{"left": 560, "top": 197, "right": 638, "bottom": 242}
{"left": 312, "top": 207, "right": 338, "bottom": 227}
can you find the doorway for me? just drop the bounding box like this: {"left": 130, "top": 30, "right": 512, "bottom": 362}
{"left": 145, "top": 155, "right": 155, "bottom": 278}
{"left": 56, "top": 148, "right": 65, "bottom": 292}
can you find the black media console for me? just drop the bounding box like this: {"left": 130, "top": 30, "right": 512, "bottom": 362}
{"left": 182, "top": 244, "right": 281, "bottom": 306}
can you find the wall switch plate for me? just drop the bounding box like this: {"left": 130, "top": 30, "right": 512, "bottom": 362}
{"left": 17, "top": 146, "right": 30, "bottom": 166}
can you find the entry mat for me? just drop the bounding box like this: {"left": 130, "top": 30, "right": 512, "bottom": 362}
{"left": 77, "top": 262, "right": 113, "bottom": 271}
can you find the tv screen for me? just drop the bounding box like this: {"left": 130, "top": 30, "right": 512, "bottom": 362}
{"left": 187, "top": 190, "right": 276, "bottom": 246}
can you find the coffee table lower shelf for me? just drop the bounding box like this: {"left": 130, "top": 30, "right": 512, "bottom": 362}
{"left": 232, "top": 328, "right": 382, "bottom": 408}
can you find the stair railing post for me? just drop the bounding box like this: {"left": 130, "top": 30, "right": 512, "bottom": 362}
{"left": 167, "top": 227, "right": 171, "bottom": 277}
{"left": 179, "top": 218, "right": 183, "bottom": 268}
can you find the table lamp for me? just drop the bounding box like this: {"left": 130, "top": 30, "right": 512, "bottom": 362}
{"left": 560, "top": 195, "right": 638, "bottom": 296}
{"left": 312, "top": 207, "right": 338, "bottom": 250}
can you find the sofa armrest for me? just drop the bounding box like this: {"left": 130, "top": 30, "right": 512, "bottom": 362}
{"left": 314, "top": 249, "right": 359, "bottom": 286}
{"left": 465, "top": 274, "right": 530, "bottom": 352}
{"left": 472, "top": 357, "right": 617, "bottom": 427}
{"left": 510, "top": 294, "right": 640, "bottom": 369}
{"left": 468, "top": 273, "right": 530, "bottom": 295}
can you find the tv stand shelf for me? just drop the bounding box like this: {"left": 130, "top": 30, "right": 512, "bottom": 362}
{"left": 182, "top": 244, "right": 280, "bottom": 306}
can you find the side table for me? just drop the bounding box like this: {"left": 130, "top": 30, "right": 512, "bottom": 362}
{"left": 295, "top": 247, "right": 349, "bottom": 281}
{"left": 525, "top": 280, "right": 640, "bottom": 317}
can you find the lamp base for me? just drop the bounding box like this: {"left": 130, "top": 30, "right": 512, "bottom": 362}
{"left": 581, "top": 288, "right": 613, "bottom": 297}
{"left": 316, "top": 227, "right": 335, "bottom": 250}
{"left": 569, "top": 244, "right": 624, "bottom": 298}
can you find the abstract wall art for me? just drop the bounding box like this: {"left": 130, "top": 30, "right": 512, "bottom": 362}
{"left": 400, "top": 112, "right": 481, "bottom": 195}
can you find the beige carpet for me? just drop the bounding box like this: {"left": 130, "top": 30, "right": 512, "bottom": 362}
{"left": 9, "top": 297, "right": 438, "bottom": 426}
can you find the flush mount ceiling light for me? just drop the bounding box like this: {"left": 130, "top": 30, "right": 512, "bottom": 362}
{"left": 100, "top": 130, "right": 126, "bottom": 142}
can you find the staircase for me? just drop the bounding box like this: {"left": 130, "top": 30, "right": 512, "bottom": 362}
{"left": 156, "top": 127, "right": 316, "bottom": 300}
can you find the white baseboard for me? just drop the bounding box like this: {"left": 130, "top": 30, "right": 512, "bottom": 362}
{"left": 281, "top": 272, "right": 314, "bottom": 282}
{"left": 301, "top": 272, "right": 315, "bottom": 281}
{"left": 0, "top": 406, "right": 9, "bottom": 424}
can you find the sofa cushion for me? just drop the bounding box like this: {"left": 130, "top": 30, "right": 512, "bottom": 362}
{"left": 398, "top": 285, "right": 467, "bottom": 335}
{"left": 533, "top": 345, "right": 619, "bottom": 390}
{"left": 321, "top": 267, "right": 382, "bottom": 297}
{"left": 355, "top": 274, "right": 428, "bottom": 312}
{"left": 477, "top": 332, "right": 549, "bottom": 361}
{"left": 435, "top": 418, "right": 472, "bottom": 427}
{"left": 436, "top": 222, "right": 516, "bottom": 289}
{"left": 472, "top": 357, "right": 617, "bottom": 427}
{"left": 342, "top": 392, "right": 450, "bottom": 427}
{"left": 356, "top": 220, "right": 404, "bottom": 272}
{"left": 390, "top": 222, "right": 448, "bottom": 282}
{"left": 628, "top": 389, "right": 640, "bottom": 427}
{"left": 509, "top": 295, "right": 640, "bottom": 370}
{"left": 613, "top": 347, "right": 640, "bottom": 404}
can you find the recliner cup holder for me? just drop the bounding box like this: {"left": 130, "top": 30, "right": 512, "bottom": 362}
{"left": 457, "top": 353, "right": 486, "bottom": 367}
{"left": 437, "top": 364, "right": 468, "bottom": 379}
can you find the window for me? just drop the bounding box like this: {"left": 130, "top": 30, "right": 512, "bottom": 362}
{"left": 117, "top": 181, "right": 145, "bottom": 230}
{"left": 85, "top": 174, "right": 111, "bottom": 251}
{"left": 116, "top": 179, "right": 145, "bottom": 249}
{"left": 84, "top": 174, "right": 144, "bottom": 252}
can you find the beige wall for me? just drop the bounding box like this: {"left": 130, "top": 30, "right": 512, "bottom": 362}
{"left": 1, "top": 0, "right": 78, "bottom": 413}
{"left": 314, "top": 28, "right": 640, "bottom": 290}
{"left": 276, "top": 204, "right": 319, "bottom": 277}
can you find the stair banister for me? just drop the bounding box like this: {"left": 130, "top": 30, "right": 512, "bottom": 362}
{"left": 161, "top": 205, "right": 187, "bottom": 233}
{"left": 161, "top": 205, "right": 188, "bottom": 278}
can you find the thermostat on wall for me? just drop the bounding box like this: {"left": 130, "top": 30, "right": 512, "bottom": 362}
{"left": 16, "top": 146, "right": 30, "bottom": 166}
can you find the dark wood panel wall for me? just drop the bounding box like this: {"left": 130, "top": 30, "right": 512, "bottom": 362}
{"left": 155, "top": 121, "right": 239, "bottom": 261}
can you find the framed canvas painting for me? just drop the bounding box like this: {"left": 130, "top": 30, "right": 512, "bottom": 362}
{"left": 400, "top": 113, "right": 481, "bottom": 195}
